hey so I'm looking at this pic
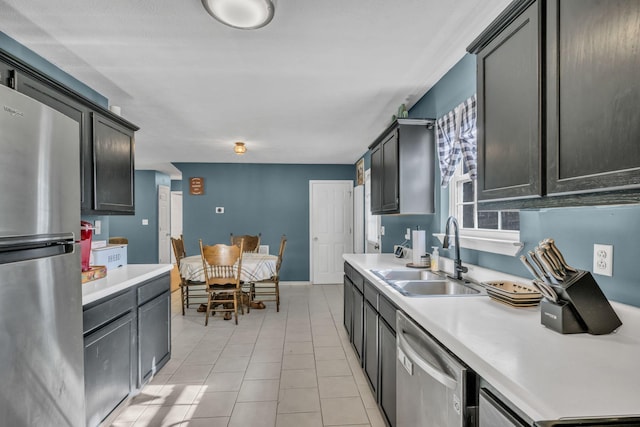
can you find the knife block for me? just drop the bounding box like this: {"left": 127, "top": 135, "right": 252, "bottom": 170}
{"left": 549, "top": 270, "right": 622, "bottom": 335}
{"left": 540, "top": 299, "right": 587, "bottom": 334}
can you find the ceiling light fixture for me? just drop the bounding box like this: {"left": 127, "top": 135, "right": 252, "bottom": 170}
{"left": 234, "top": 142, "right": 247, "bottom": 155}
{"left": 202, "top": 0, "right": 276, "bottom": 30}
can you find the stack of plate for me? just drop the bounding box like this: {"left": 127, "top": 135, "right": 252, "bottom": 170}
{"left": 483, "top": 280, "right": 542, "bottom": 307}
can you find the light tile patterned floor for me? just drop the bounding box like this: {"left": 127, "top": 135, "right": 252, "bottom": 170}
{"left": 110, "top": 284, "right": 386, "bottom": 427}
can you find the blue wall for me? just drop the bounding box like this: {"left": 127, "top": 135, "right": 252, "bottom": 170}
{"left": 109, "top": 170, "right": 171, "bottom": 264}
{"left": 174, "top": 163, "right": 354, "bottom": 281}
{"left": 373, "top": 53, "right": 640, "bottom": 307}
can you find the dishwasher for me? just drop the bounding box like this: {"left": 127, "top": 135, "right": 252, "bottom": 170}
{"left": 396, "top": 311, "right": 477, "bottom": 427}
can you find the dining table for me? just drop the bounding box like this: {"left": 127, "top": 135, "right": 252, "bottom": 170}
{"left": 179, "top": 252, "right": 278, "bottom": 283}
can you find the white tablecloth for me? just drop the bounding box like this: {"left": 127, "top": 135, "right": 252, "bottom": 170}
{"left": 179, "top": 253, "right": 277, "bottom": 283}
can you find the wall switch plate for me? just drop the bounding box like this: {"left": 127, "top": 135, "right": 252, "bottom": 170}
{"left": 142, "top": 219, "right": 149, "bottom": 225}
{"left": 593, "top": 244, "right": 613, "bottom": 277}
{"left": 215, "top": 207, "right": 224, "bottom": 214}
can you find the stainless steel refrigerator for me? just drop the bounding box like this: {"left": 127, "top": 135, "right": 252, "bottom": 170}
{"left": 0, "top": 83, "right": 85, "bottom": 426}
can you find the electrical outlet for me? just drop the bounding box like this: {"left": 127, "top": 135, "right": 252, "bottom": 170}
{"left": 405, "top": 228, "right": 411, "bottom": 240}
{"left": 593, "top": 244, "right": 613, "bottom": 277}
{"left": 94, "top": 220, "right": 101, "bottom": 235}
{"left": 380, "top": 226, "right": 385, "bottom": 236}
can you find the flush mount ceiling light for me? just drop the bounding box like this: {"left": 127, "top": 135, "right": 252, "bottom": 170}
{"left": 234, "top": 142, "right": 247, "bottom": 155}
{"left": 202, "top": 0, "right": 276, "bottom": 30}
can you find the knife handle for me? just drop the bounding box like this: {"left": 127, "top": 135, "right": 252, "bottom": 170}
{"left": 528, "top": 250, "right": 550, "bottom": 280}
{"left": 547, "top": 239, "right": 578, "bottom": 273}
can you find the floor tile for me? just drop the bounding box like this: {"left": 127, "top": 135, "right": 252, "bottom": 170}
{"left": 282, "top": 353, "right": 315, "bottom": 370}
{"left": 313, "top": 346, "right": 346, "bottom": 361}
{"left": 277, "top": 387, "right": 321, "bottom": 414}
{"left": 203, "top": 371, "right": 244, "bottom": 392}
{"left": 283, "top": 341, "right": 313, "bottom": 355}
{"left": 244, "top": 362, "right": 282, "bottom": 380}
{"left": 228, "top": 401, "right": 277, "bottom": 427}
{"left": 280, "top": 369, "right": 317, "bottom": 389}
{"left": 316, "top": 359, "right": 352, "bottom": 377}
{"left": 275, "top": 411, "right": 323, "bottom": 427}
{"left": 134, "top": 404, "right": 190, "bottom": 426}
{"left": 320, "top": 396, "right": 369, "bottom": 426}
{"left": 211, "top": 356, "right": 250, "bottom": 373}
{"left": 251, "top": 347, "right": 284, "bottom": 363}
{"left": 187, "top": 391, "right": 237, "bottom": 418}
{"left": 318, "top": 376, "right": 359, "bottom": 398}
{"left": 178, "top": 417, "right": 229, "bottom": 427}
{"left": 237, "top": 379, "right": 280, "bottom": 402}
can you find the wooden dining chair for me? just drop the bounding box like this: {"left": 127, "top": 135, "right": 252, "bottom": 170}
{"left": 230, "top": 233, "right": 261, "bottom": 253}
{"left": 200, "top": 239, "right": 244, "bottom": 325}
{"left": 171, "top": 235, "right": 207, "bottom": 315}
{"left": 250, "top": 235, "right": 287, "bottom": 312}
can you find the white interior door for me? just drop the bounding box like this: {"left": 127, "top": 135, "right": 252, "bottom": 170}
{"left": 170, "top": 191, "right": 183, "bottom": 263}
{"left": 310, "top": 180, "right": 353, "bottom": 284}
{"left": 158, "top": 185, "right": 171, "bottom": 264}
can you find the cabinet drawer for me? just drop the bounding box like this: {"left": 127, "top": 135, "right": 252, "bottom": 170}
{"left": 137, "top": 274, "right": 170, "bottom": 305}
{"left": 364, "top": 281, "right": 378, "bottom": 309}
{"left": 378, "top": 294, "right": 397, "bottom": 331}
{"left": 83, "top": 289, "right": 135, "bottom": 335}
{"left": 344, "top": 262, "right": 364, "bottom": 292}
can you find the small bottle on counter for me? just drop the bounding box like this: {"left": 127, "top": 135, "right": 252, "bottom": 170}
{"left": 430, "top": 247, "right": 439, "bottom": 272}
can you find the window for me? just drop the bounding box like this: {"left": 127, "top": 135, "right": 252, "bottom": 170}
{"left": 436, "top": 94, "right": 523, "bottom": 255}
{"left": 447, "top": 161, "right": 522, "bottom": 255}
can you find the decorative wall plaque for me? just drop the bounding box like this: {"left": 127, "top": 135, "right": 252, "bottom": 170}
{"left": 189, "top": 177, "right": 204, "bottom": 195}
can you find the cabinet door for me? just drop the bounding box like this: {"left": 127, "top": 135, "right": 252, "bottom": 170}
{"left": 477, "top": 1, "right": 542, "bottom": 201}
{"left": 92, "top": 113, "right": 135, "bottom": 213}
{"left": 363, "top": 301, "right": 378, "bottom": 394}
{"left": 138, "top": 291, "right": 171, "bottom": 385}
{"left": 370, "top": 144, "right": 383, "bottom": 214}
{"left": 13, "top": 70, "right": 92, "bottom": 210}
{"left": 381, "top": 130, "right": 399, "bottom": 212}
{"left": 84, "top": 312, "right": 136, "bottom": 427}
{"left": 352, "top": 286, "right": 364, "bottom": 362}
{"left": 546, "top": 0, "right": 640, "bottom": 195}
{"left": 343, "top": 275, "right": 353, "bottom": 339}
{"left": 379, "top": 318, "right": 396, "bottom": 427}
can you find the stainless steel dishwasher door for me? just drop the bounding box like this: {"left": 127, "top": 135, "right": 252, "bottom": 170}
{"left": 396, "top": 310, "right": 469, "bottom": 427}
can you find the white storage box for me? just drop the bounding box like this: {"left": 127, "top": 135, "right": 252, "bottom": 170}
{"left": 91, "top": 244, "right": 127, "bottom": 270}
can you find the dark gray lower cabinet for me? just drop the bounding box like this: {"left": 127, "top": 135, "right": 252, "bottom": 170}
{"left": 379, "top": 318, "right": 396, "bottom": 427}
{"left": 83, "top": 289, "right": 137, "bottom": 427}
{"left": 343, "top": 263, "right": 396, "bottom": 427}
{"left": 352, "top": 285, "right": 364, "bottom": 361}
{"left": 364, "top": 301, "right": 378, "bottom": 393}
{"left": 138, "top": 288, "right": 171, "bottom": 385}
{"left": 83, "top": 272, "right": 171, "bottom": 426}
{"left": 343, "top": 275, "right": 353, "bottom": 339}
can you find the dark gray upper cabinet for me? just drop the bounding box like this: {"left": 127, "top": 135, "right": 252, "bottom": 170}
{"left": 1, "top": 49, "right": 138, "bottom": 215}
{"left": 369, "top": 119, "right": 435, "bottom": 215}
{"left": 469, "top": 0, "right": 640, "bottom": 209}
{"left": 92, "top": 113, "right": 135, "bottom": 214}
{"left": 475, "top": 0, "right": 542, "bottom": 201}
{"left": 545, "top": 0, "right": 640, "bottom": 196}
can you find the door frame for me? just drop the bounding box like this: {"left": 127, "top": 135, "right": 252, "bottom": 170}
{"left": 157, "top": 185, "right": 171, "bottom": 264}
{"left": 309, "top": 180, "right": 354, "bottom": 284}
{"left": 170, "top": 191, "right": 183, "bottom": 264}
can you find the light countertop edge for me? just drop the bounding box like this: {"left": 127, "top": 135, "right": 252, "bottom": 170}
{"left": 82, "top": 264, "right": 174, "bottom": 305}
{"left": 343, "top": 253, "right": 640, "bottom": 423}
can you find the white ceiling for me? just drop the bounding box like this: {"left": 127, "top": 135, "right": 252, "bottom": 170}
{"left": 0, "top": 0, "right": 511, "bottom": 179}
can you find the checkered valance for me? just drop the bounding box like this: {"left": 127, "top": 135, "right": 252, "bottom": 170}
{"left": 436, "top": 95, "right": 477, "bottom": 187}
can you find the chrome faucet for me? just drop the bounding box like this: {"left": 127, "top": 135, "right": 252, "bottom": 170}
{"left": 443, "top": 216, "right": 468, "bottom": 280}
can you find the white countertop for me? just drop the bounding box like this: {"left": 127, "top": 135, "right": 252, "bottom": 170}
{"left": 344, "top": 253, "right": 640, "bottom": 423}
{"left": 82, "top": 264, "right": 174, "bottom": 305}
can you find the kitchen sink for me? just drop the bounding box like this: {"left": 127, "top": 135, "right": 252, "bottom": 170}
{"left": 371, "top": 269, "right": 485, "bottom": 297}
{"left": 392, "top": 280, "right": 480, "bottom": 296}
{"left": 372, "top": 269, "right": 443, "bottom": 281}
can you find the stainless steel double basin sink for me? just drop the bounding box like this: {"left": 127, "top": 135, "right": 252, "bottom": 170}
{"left": 371, "top": 269, "right": 485, "bottom": 297}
